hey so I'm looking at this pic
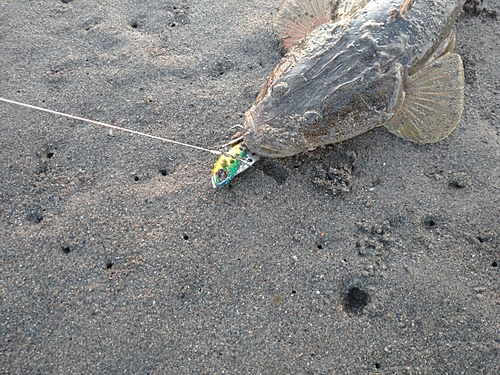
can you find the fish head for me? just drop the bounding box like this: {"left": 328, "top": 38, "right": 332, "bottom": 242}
{"left": 242, "top": 102, "right": 316, "bottom": 158}
{"left": 242, "top": 56, "right": 329, "bottom": 158}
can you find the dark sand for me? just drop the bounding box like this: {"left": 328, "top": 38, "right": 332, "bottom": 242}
{"left": 1, "top": 0, "right": 499, "bottom": 373}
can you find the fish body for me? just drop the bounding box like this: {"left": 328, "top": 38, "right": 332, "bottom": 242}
{"left": 242, "top": 0, "right": 466, "bottom": 158}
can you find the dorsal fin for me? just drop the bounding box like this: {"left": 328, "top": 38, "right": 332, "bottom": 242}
{"left": 273, "top": 0, "right": 333, "bottom": 48}
{"left": 273, "top": 0, "right": 372, "bottom": 48}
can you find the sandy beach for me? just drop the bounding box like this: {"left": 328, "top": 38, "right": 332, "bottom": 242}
{"left": 1, "top": 0, "right": 499, "bottom": 373}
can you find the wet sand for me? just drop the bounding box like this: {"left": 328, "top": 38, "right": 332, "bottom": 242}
{"left": 1, "top": 0, "right": 499, "bottom": 373}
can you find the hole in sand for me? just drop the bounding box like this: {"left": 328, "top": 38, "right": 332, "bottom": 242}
{"left": 423, "top": 215, "right": 441, "bottom": 228}
{"left": 344, "top": 286, "right": 370, "bottom": 313}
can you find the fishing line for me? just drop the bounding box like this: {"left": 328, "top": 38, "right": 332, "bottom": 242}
{"left": 0, "top": 97, "right": 222, "bottom": 156}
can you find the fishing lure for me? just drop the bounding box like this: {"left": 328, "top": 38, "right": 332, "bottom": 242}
{"left": 211, "top": 143, "right": 259, "bottom": 188}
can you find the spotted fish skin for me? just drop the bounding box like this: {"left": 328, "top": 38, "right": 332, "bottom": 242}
{"left": 243, "top": 0, "right": 466, "bottom": 158}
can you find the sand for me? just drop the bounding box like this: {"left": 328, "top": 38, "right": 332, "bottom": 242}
{"left": 1, "top": 0, "right": 499, "bottom": 373}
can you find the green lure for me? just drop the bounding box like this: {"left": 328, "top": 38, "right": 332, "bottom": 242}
{"left": 211, "top": 143, "right": 259, "bottom": 188}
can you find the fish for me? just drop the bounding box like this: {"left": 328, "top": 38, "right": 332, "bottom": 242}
{"left": 241, "top": 0, "right": 466, "bottom": 158}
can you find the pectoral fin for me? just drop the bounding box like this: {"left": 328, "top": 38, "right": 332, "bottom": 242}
{"left": 385, "top": 53, "right": 465, "bottom": 144}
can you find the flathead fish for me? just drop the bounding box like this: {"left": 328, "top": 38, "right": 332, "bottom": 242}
{"left": 242, "top": 0, "right": 466, "bottom": 158}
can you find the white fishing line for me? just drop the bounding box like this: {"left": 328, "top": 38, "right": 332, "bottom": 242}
{"left": 0, "top": 97, "right": 222, "bottom": 155}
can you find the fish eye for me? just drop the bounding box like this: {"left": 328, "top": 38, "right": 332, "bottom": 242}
{"left": 271, "top": 81, "right": 289, "bottom": 98}
{"left": 303, "top": 109, "right": 322, "bottom": 125}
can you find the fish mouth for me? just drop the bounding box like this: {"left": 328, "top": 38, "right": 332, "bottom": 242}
{"left": 243, "top": 110, "right": 290, "bottom": 157}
